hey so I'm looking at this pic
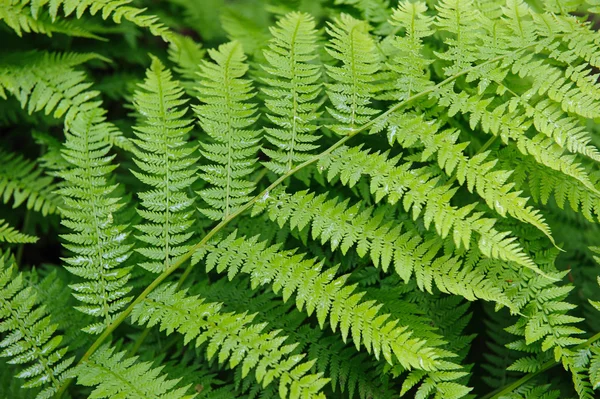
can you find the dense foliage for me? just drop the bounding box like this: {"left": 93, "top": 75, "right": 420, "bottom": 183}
{"left": 2, "top": 0, "right": 600, "bottom": 398}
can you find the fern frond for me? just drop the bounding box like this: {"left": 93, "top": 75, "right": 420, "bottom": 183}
{"left": 381, "top": 1, "right": 435, "bottom": 101}
{"left": 0, "top": 51, "right": 106, "bottom": 127}
{"left": 435, "top": 0, "right": 484, "bottom": 75}
{"left": 325, "top": 13, "right": 382, "bottom": 134}
{"left": 21, "top": 0, "right": 172, "bottom": 41}
{"left": 261, "top": 11, "right": 322, "bottom": 174}
{"left": 0, "top": 219, "right": 37, "bottom": 244}
{"left": 197, "top": 277, "right": 397, "bottom": 399}
{"left": 0, "top": 149, "right": 62, "bottom": 216}
{"left": 193, "top": 41, "right": 261, "bottom": 220}
{"left": 0, "top": 252, "right": 75, "bottom": 399}
{"left": 334, "top": 0, "right": 391, "bottom": 31}
{"left": 57, "top": 110, "right": 133, "bottom": 334}
{"left": 131, "top": 282, "right": 329, "bottom": 398}
{"left": 194, "top": 232, "right": 456, "bottom": 373}
{"left": 317, "top": 146, "right": 542, "bottom": 276}
{"left": 0, "top": 0, "right": 101, "bottom": 38}
{"left": 75, "top": 344, "right": 195, "bottom": 399}
{"left": 167, "top": 34, "right": 205, "bottom": 96}
{"left": 381, "top": 112, "right": 554, "bottom": 242}
{"left": 261, "top": 187, "right": 515, "bottom": 308}
{"left": 131, "top": 57, "right": 198, "bottom": 274}
{"left": 434, "top": 85, "right": 600, "bottom": 206}
{"left": 504, "top": 271, "right": 586, "bottom": 367}
{"left": 220, "top": 8, "right": 271, "bottom": 57}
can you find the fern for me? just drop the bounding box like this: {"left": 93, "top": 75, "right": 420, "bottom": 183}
{"left": 0, "top": 149, "right": 62, "bottom": 216}
{"left": 14, "top": 0, "right": 172, "bottom": 41}
{"left": 0, "top": 219, "right": 37, "bottom": 243}
{"left": 316, "top": 146, "right": 542, "bottom": 275}
{"left": 261, "top": 11, "right": 322, "bottom": 174}
{"left": 0, "top": 0, "right": 101, "bottom": 38}
{"left": 57, "top": 110, "right": 133, "bottom": 334}
{"left": 131, "top": 57, "right": 197, "bottom": 273}
{"left": 2, "top": 2, "right": 600, "bottom": 398}
{"left": 131, "top": 282, "right": 329, "bottom": 398}
{"left": 0, "top": 251, "right": 74, "bottom": 399}
{"left": 325, "top": 13, "right": 383, "bottom": 134}
{"left": 193, "top": 232, "right": 459, "bottom": 373}
{"left": 0, "top": 51, "right": 105, "bottom": 127}
{"left": 194, "top": 41, "right": 261, "bottom": 220}
{"left": 75, "top": 344, "right": 195, "bottom": 399}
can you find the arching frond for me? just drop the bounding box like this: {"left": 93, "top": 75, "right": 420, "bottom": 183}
{"left": 0, "top": 252, "right": 74, "bottom": 399}
{"left": 131, "top": 283, "right": 329, "bottom": 398}
{"left": 0, "top": 0, "right": 101, "bottom": 38}
{"left": 325, "top": 13, "right": 383, "bottom": 134}
{"left": 75, "top": 344, "right": 195, "bottom": 399}
{"left": 131, "top": 57, "right": 198, "bottom": 274}
{"left": 0, "top": 219, "right": 37, "bottom": 243}
{"left": 57, "top": 110, "right": 133, "bottom": 334}
{"left": 261, "top": 11, "right": 322, "bottom": 174}
{"left": 0, "top": 149, "right": 62, "bottom": 216}
{"left": 0, "top": 51, "right": 106, "bottom": 127}
{"left": 193, "top": 41, "right": 261, "bottom": 220}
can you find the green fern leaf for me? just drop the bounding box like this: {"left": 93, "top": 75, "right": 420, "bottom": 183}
{"left": 435, "top": 0, "right": 484, "bottom": 75}
{"left": 261, "top": 11, "right": 322, "bottom": 174}
{"left": 325, "top": 13, "right": 383, "bottom": 134}
{"left": 381, "top": 1, "right": 435, "bottom": 101}
{"left": 57, "top": 110, "right": 133, "bottom": 334}
{"left": 75, "top": 344, "right": 195, "bottom": 399}
{"left": 194, "top": 232, "right": 456, "bottom": 372}
{"left": 167, "top": 34, "right": 206, "bottom": 96}
{"left": 0, "top": 1, "right": 101, "bottom": 38}
{"left": 0, "top": 149, "right": 62, "bottom": 216}
{"left": 0, "top": 251, "right": 75, "bottom": 399}
{"left": 131, "top": 282, "right": 329, "bottom": 398}
{"left": 131, "top": 57, "right": 198, "bottom": 274}
{"left": 0, "top": 51, "right": 106, "bottom": 127}
{"left": 0, "top": 219, "right": 37, "bottom": 244}
{"left": 317, "top": 146, "right": 543, "bottom": 277}
{"left": 24, "top": 0, "right": 172, "bottom": 40}
{"left": 193, "top": 41, "right": 261, "bottom": 220}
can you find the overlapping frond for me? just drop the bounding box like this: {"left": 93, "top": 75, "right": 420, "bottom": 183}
{"left": 197, "top": 277, "right": 398, "bottom": 399}
{"left": 167, "top": 34, "right": 206, "bottom": 96}
{"left": 194, "top": 232, "right": 455, "bottom": 373}
{"left": 381, "top": 1, "right": 434, "bottom": 101}
{"left": 0, "top": 219, "right": 37, "bottom": 243}
{"left": 131, "top": 283, "right": 329, "bottom": 399}
{"left": 15, "top": 0, "right": 172, "bottom": 40}
{"left": 259, "top": 187, "right": 515, "bottom": 307}
{"left": 57, "top": 110, "right": 133, "bottom": 334}
{"left": 75, "top": 344, "right": 195, "bottom": 399}
{"left": 317, "top": 146, "right": 542, "bottom": 275}
{"left": 261, "top": 12, "right": 322, "bottom": 174}
{"left": 0, "top": 252, "right": 74, "bottom": 399}
{"left": 0, "top": 51, "right": 105, "bottom": 127}
{"left": 435, "top": 0, "right": 484, "bottom": 74}
{"left": 131, "top": 57, "right": 198, "bottom": 274}
{"left": 0, "top": 0, "right": 100, "bottom": 38}
{"left": 0, "top": 149, "right": 62, "bottom": 216}
{"left": 325, "top": 13, "right": 383, "bottom": 134}
{"left": 193, "top": 41, "right": 261, "bottom": 220}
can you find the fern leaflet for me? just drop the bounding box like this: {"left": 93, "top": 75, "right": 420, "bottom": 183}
{"left": 0, "top": 252, "right": 74, "bottom": 399}
{"left": 193, "top": 41, "right": 261, "bottom": 220}
{"left": 131, "top": 57, "right": 198, "bottom": 274}
{"left": 57, "top": 110, "right": 133, "bottom": 334}
{"left": 262, "top": 11, "right": 322, "bottom": 174}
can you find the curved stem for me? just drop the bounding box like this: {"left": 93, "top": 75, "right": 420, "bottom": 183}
{"left": 57, "top": 44, "right": 534, "bottom": 397}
